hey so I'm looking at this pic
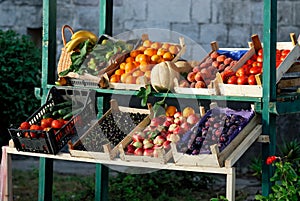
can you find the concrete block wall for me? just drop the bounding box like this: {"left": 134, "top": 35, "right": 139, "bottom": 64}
{"left": 0, "top": 0, "right": 300, "bottom": 51}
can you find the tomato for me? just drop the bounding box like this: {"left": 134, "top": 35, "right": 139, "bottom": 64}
{"left": 276, "top": 60, "right": 281, "bottom": 68}
{"left": 227, "top": 76, "right": 238, "bottom": 84}
{"left": 256, "top": 55, "right": 263, "bottom": 63}
{"left": 236, "top": 67, "right": 247, "bottom": 77}
{"left": 247, "top": 59, "right": 254, "bottom": 65}
{"left": 249, "top": 66, "right": 262, "bottom": 75}
{"left": 257, "top": 48, "right": 263, "bottom": 56}
{"left": 20, "top": 122, "right": 30, "bottom": 130}
{"left": 280, "top": 55, "right": 287, "bottom": 61}
{"left": 221, "top": 70, "right": 235, "bottom": 83}
{"left": 29, "top": 124, "right": 42, "bottom": 138}
{"left": 248, "top": 75, "right": 257, "bottom": 85}
{"left": 251, "top": 54, "right": 258, "bottom": 61}
{"left": 41, "top": 118, "right": 51, "bottom": 128}
{"left": 51, "top": 120, "right": 63, "bottom": 129}
{"left": 281, "top": 49, "right": 290, "bottom": 56}
{"left": 45, "top": 118, "right": 54, "bottom": 126}
{"left": 237, "top": 75, "right": 248, "bottom": 85}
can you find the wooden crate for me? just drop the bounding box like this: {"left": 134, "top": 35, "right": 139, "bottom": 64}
{"left": 68, "top": 99, "right": 153, "bottom": 160}
{"left": 217, "top": 33, "right": 300, "bottom": 97}
{"left": 118, "top": 125, "right": 173, "bottom": 164}
{"left": 171, "top": 114, "right": 261, "bottom": 168}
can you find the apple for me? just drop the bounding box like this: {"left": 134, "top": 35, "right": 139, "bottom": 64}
{"left": 173, "top": 117, "right": 181, "bottom": 125}
{"left": 163, "top": 140, "right": 171, "bottom": 150}
{"left": 163, "top": 120, "right": 172, "bottom": 127}
{"left": 134, "top": 147, "right": 144, "bottom": 156}
{"left": 187, "top": 114, "right": 200, "bottom": 125}
{"left": 180, "top": 122, "right": 191, "bottom": 131}
{"left": 168, "top": 123, "right": 178, "bottom": 132}
{"left": 143, "top": 140, "right": 154, "bottom": 149}
{"left": 133, "top": 141, "right": 143, "bottom": 148}
{"left": 172, "top": 126, "right": 185, "bottom": 135}
{"left": 173, "top": 111, "right": 182, "bottom": 119}
{"left": 143, "top": 148, "right": 154, "bottom": 156}
{"left": 126, "top": 144, "right": 135, "bottom": 154}
{"left": 153, "top": 135, "right": 166, "bottom": 145}
{"left": 167, "top": 133, "right": 180, "bottom": 143}
{"left": 132, "top": 132, "right": 145, "bottom": 142}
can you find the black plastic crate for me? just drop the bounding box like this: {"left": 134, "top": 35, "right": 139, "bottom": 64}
{"left": 8, "top": 86, "right": 96, "bottom": 155}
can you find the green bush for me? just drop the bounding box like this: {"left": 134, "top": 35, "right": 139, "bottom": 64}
{"left": 0, "top": 29, "right": 41, "bottom": 146}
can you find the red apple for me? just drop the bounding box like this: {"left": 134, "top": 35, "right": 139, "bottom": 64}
{"left": 172, "top": 126, "right": 185, "bottom": 135}
{"left": 167, "top": 133, "right": 180, "bottom": 143}
{"left": 134, "top": 147, "right": 144, "bottom": 156}
{"left": 126, "top": 144, "right": 135, "bottom": 154}
{"left": 143, "top": 148, "right": 154, "bottom": 156}
{"left": 133, "top": 141, "right": 143, "bottom": 148}
{"left": 173, "top": 111, "right": 182, "bottom": 119}
{"left": 132, "top": 132, "right": 145, "bottom": 142}
{"left": 168, "top": 123, "right": 178, "bottom": 132}
{"left": 153, "top": 135, "right": 166, "bottom": 145}
{"left": 163, "top": 140, "right": 171, "bottom": 150}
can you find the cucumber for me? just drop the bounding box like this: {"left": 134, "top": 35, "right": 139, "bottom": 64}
{"left": 52, "top": 100, "right": 72, "bottom": 111}
{"left": 63, "top": 107, "right": 83, "bottom": 120}
{"left": 43, "top": 112, "right": 52, "bottom": 119}
{"left": 58, "top": 107, "right": 72, "bottom": 116}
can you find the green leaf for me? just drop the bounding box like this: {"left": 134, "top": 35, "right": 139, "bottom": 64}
{"left": 137, "top": 85, "right": 152, "bottom": 107}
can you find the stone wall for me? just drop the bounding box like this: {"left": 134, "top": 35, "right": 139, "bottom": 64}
{"left": 1, "top": 0, "right": 300, "bottom": 50}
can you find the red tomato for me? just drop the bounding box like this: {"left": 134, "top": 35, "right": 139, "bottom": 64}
{"left": 227, "top": 76, "right": 238, "bottom": 84}
{"left": 51, "top": 120, "right": 63, "bottom": 129}
{"left": 257, "top": 48, "right": 263, "bottom": 56}
{"left": 236, "top": 68, "right": 247, "bottom": 77}
{"left": 221, "top": 70, "right": 235, "bottom": 83}
{"left": 247, "top": 59, "right": 254, "bottom": 65}
{"left": 29, "top": 124, "right": 42, "bottom": 138}
{"left": 237, "top": 75, "right": 248, "bottom": 85}
{"left": 257, "top": 55, "right": 263, "bottom": 63}
{"left": 45, "top": 118, "right": 54, "bottom": 126}
{"left": 40, "top": 118, "right": 51, "bottom": 129}
{"left": 20, "top": 122, "right": 30, "bottom": 130}
{"left": 251, "top": 54, "right": 258, "bottom": 61}
{"left": 249, "top": 66, "right": 262, "bottom": 75}
{"left": 280, "top": 55, "right": 287, "bottom": 61}
{"left": 276, "top": 60, "right": 281, "bottom": 68}
{"left": 281, "top": 49, "right": 290, "bottom": 56}
{"left": 248, "top": 75, "right": 257, "bottom": 85}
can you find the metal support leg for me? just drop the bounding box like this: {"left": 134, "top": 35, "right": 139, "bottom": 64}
{"left": 95, "top": 164, "right": 109, "bottom": 201}
{"left": 38, "top": 157, "right": 53, "bottom": 201}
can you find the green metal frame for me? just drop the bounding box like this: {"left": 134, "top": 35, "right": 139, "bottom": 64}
{"left": 39, "top": 0, "right": 300, "bottom": 199}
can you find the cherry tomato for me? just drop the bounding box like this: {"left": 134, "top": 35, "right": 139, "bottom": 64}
{"left": 248, "top": 75, "right": 257, "bottom": 85}
{"left": 257, "top": 48, "right": 263, "bottom": 56}
{"left": 51, "top": 120, "right": 63, "bottom": 129}
{"left": 237, "top": 75, "right": 248, "bottom": 85}
{"left": 20, "top": 122, "right": 30, "bottom": 130}
{"left": 236, "top": 68, "right": 247, "bottom": 77}
{"left": 281, "top": 49, "right": 290, "bottom": 56}
{"left": 249, "top": 66, "right": 262, "bottom": 75}
{"left": 227, "top": 76, "right": 238, "bottom": 85}
{"left": 257, "top": 55, "right": 263, "bottom": 63}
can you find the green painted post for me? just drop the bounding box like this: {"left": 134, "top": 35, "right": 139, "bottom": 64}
{"left": 39, "top": 0, "right": 56, "bottom": 200}
{"left": 261, "top": 0, "right": 277, "bottom": 196}
{"left": 95, "top": 1, "right": 113, "bottom": 200}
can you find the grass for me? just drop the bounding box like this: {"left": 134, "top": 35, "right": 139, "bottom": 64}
{"left": 11, "top": 168, "right": 257, "bottom": 201}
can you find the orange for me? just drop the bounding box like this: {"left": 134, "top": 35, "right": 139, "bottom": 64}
{"left": 143, "top": 40, "right": 152, "bottom": 48}
{"left": 165, "top": 105, "right": 177, "bottom": 117}
{"left": 150, "top": 55, "right": 162, "bottom": 64}
{"left": 110, "top": 74, "right": 120, "bottom": 83}
{"left": 126, "top": 56, "right": 135, "bottom": 63}
{"left": 157, "top": 48, "right": 167, "bottom": 56}
{"left": 125, "top": 62, "right": 137, "bottom": 73}
{"left": 163, "top": 52, "right": 174, "bottom": 61}
{"left": 169, "top": 45, "right": 179, "bottom": 55}
{"left": 137, "top": 45, "right": 146, "bottom": 52}
{"left": 135, "top": 54, "right": 150, "bottom": 63}
{"left": 139, "top": 61, "right": 152, "bottom": 72}
{"left": 115, "top": 69, "right": 125, "bottom": 76}
{"left": 161, "top": 43, "right": 170, "bottom": 50}
{"left": 151, "top": 42, "right": 162, "bottom": 49}
{"left": 120, "top": 62, "right": 126, "bottom": 70}
{"left": 130, "top": 49, "right": 143, "bottom": 58}
{"left": 144, "top": 48, "right": 157, "bottom": 57}
{"left": 120, "top": 73, "right": 129, "bottom": 83}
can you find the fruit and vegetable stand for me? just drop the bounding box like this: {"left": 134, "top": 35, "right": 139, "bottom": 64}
{"left": 2, "top": 0, "right": 300, "bottom": 201}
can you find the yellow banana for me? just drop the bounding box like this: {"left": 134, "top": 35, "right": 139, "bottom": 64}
{"left": 66, "top": 36, "right": 89, "bottom": 52}
{"left": 71, "top": 30, "right": 98, "bottom": 44}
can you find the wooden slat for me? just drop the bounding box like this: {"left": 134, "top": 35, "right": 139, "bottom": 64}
{"left": 225, "top": 125, "right": 262, "bottom": 167}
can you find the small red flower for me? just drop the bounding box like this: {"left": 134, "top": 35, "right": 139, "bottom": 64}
{"left": 266, "top": 156, "right": 277, "bottom": 165}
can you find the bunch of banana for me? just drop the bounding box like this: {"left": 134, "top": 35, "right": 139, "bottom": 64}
{"left": 65, "top": 30, "right": 98, "bottom": 52}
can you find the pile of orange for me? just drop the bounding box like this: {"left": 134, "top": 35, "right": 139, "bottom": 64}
{"left": 109, "top": 39, "right": 181, "bottom": 84}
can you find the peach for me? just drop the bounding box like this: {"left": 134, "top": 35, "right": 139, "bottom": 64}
{"left": 168, "top": 45, "right": 179, "bottom": 55}
{"left": 143, "top": 40, "right": 152, "bottom": 48}
{"left": 217, "top": 55, "right": 226, "bottom": 63}
{"left": 179, "top": 80, "right": 190, "bottom": 87}
{"left": 192, "top": 66, "right": 201, "bottom": 73}
{"left": 161, "top": 43, "right": 170, "bottom": 50}
{"left": 224, "top": 57, "right": 233, "bottom": 65}
{"left": 151, "top": 42, "right": 162, "bottom": 49}
{"left": 195, "top": 81, "right": 206, "bottom": 88}
{"left": 212, "top": 61, "right": 220, "bottom": 68}
{"left": 187, "top": 71, "right": 197, "bottom": 82}
{"left": 190, "top": 82, "right": 196, "bottom": 88}
{"left": 182, "top": 107, "right": 195, "bottom": 118}
{"left": 210, "top": 51, "right": 219, "bottom": 59}
{"left": 195, "top": 72, "right": 204, "bottom": 82}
